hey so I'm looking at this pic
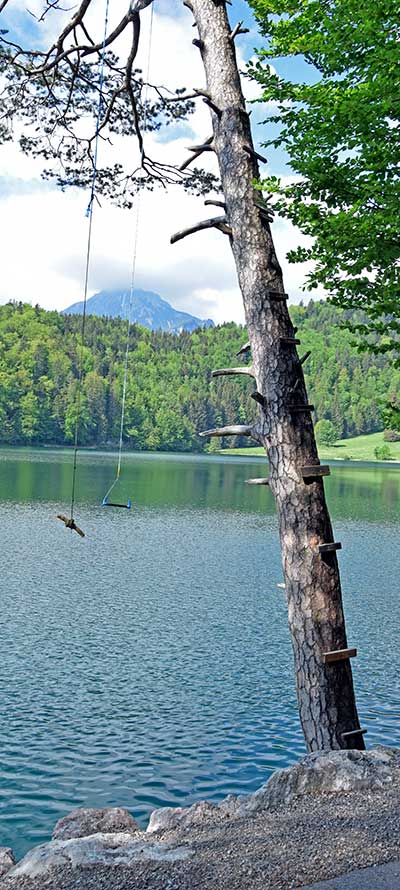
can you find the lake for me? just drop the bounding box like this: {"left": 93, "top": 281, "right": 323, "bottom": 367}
{"left": 0, "top": 448, "right": 399, "bottom": 859}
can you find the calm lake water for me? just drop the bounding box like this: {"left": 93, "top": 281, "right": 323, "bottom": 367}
{"left": 0, "top": 448, "right": 399, "bottom": 858}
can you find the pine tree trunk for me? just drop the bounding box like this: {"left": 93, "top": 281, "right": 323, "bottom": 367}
{"left": 188, "top": 0, "right": 365, "bottom": 752}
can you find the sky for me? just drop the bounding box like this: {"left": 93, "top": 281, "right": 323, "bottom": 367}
{"left": 0, "top": 0, "right": 315, "bottom": 324}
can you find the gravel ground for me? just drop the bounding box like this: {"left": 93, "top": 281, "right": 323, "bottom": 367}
{"left": 3, "top": 773, "right": 400, "bottom": 890}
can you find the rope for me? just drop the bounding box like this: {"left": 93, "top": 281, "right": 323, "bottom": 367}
{"left": 103, "top": 4, "right": 154, "bottom": 506}
{"left": 70, "top": 0, "right": 110, "bottom": 521}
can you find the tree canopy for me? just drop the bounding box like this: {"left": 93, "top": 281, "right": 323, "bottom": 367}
{"left": 0, "top": 0, "right": 216, "bottom": 201}
{"left": 249, "top": 0, "right": 400, "bottom": 363}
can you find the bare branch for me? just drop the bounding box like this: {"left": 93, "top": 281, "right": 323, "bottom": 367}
{"left": 211, "top": 366, "right": 255, "bottom": 378}
{"left": 171, "top": 216, "right": 232, "bottom": 244}
{"left": 199, "top": 424, "right": 257, "bottom": 438}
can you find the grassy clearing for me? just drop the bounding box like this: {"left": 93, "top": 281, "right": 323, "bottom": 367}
{"left": 220, "top": 431, "right": 400, "bottom": 463}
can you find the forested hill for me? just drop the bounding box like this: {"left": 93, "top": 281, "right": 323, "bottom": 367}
{"left": 0, "top": 300, "right": 398, "bottom": 451}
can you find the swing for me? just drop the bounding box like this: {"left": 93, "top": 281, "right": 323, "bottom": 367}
{"left": 100, "top": 6, "right": 153, "bottom": 511}
{"left": 57, "top": 1, "right": 154, "bottom": 530}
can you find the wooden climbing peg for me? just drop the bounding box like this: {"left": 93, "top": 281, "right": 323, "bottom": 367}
{"left": 341, "top": 728, "right": 368, "bottom": 739}
{"left": 280, "top": 337, "right": 301, "bottom": 346}
{"left": 301, "top": 465, "right": 331, "bottom": 479}
{"left": 323, "top": 648, "right": 357, "bottom": 664}
{"left": 319, "top": 542, "right": 342, "bottom": 554}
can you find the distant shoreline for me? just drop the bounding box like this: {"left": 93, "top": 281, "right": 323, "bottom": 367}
{"left": 0, "top": 442, "right": 400, "bottom": 468}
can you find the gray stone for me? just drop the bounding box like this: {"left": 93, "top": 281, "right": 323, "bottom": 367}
{"left": 240, "top": 747, "right": 398, "bottom": 815}
{"left": 147, "top": 748, "right": 399, "bottom": 833}
{"left": 52, "top": 807, "right": 139, "bottom": 841}
{"left": 147, "top": 800, "right": 220, "bottom": 834}
{"left": 8, "top": 832, "right": 193, "bottom": 879}
{"left": 0, "top": 848, "right": 16, "bottom": 878}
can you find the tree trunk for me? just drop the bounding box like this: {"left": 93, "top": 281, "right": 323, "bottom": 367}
{"left": 188, "top": 0, "right": 365, "bottom": 751}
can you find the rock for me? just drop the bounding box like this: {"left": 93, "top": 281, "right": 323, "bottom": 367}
{"left": 8, "top": 833, "right": 193, "bottom": 879}
{"left": 52, "top": 807, "right": 139, "bottom": 841}
{"left": 0, "top": 848, "right": 16, "bottom": 878}
{"left": 147, "top": 800, "right": 220, "bottom": 834}
{"left": 147, "top": 748, "right": 400, "bottom": 833}
{"left": 241, "top": 747, "right": 398, "bottom": 815}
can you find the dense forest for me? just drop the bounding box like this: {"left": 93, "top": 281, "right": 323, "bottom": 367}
{"left": 0, "top": 300, "right": 398, "bottom": 451}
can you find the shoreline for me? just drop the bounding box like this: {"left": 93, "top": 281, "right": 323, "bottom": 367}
{"left": 3, "top": 747, "right": 400, "bottom": 890}
{"left": 0, "top": 443, "right": 400, "bottom": 469}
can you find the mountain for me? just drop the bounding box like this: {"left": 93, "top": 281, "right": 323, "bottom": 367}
{"left": 62, "top": 288, "right": 214, "bottom": 333}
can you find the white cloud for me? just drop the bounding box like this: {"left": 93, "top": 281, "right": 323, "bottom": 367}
{"left": 0, "top": 0, "right": 312, "bottom": 323}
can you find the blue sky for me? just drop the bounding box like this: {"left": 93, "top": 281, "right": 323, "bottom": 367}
{"left": 0, "top": 0, "right": 317, "bottom": 323}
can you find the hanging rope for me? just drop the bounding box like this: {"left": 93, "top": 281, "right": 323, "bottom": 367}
{"left": 68, "top": 0, "right": 110, "bottom": 523}
{"left": 102, "top": 4, "right": 155, "bottom": 509}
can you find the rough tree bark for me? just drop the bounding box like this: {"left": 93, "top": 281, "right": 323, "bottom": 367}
{"left": 179, "top": 0, "right": 365, "bottom": 752}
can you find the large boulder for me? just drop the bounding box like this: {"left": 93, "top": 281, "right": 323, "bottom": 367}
{"left": 7, "top": 832, "right": 193, "bottom": 880}
{"left": 0, "top": 848, "right": 16, "bottom": 878}
{"left": 52, "top": 807, "right": 139, "bottom": 841}
{"left": 241, "top": 746, "right": 398, "bottom": 815}
{"left": 147, "top": 800, "right": 220, "bottom": 834}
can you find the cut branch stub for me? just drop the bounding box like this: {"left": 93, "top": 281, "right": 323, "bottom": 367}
{"left": 199, "top": 424, "right": 254, "bottom": 438}
{"left": 192, "top": 38, "right": 204, "bottom": 50}
{"left": 318, "top": 542, "right": 342, "bottom": 554}
{"left": 323, "top": 648, "right": 357, "bottom": 664}
{"left": 187, "top": 140, "right": 215, "bottom": 153}
{"left": 180, "top": 134, "right": 214, "bottom": 171}
{"left": 280, "top": 337, "right": 301, "bottom": 346}
{"left": 288, "top": 404, "right": 315, "bottom": 413}
{"left": 171, "top": 217, "right": 231, "bottom": 244}
{"left": 203, "top": 96, "right": 222, "bottom": 116}
{"left": 236, "top": 341, "right": 250, "bottom": 356}
{"left": 251, "top": 390, "right": 267, "bottom": 407}
{"left": 204, "top": 199, "right": 226, "bottom": 210}
{"left": 211, "top": 366, "right": 255, "bottom": 378}
{"left": 301, "top": 465, "right": 331, "bottom": 479}
{"left": 246, "top": 477, "right": 270, "bottom": 485}
{"left": 299, "top": 350, "right": 312, "bottom": 365}
{"left": 254, "top": 203, "right": 275, "bottom": 224}
{"left": 243, "top": 144, "right": 268, "bottom": 165}
{"left": 230, "top": 21, "right": 250, "bottom": 40}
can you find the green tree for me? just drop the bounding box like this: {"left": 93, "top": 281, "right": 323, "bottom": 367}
{"left": 20, "top": 392, "right": 40, "bottom": 441}
{"left": 315, "top": 419, "right": 337, "bottom": 447}
{"left": 382, "top": 401, "right": 400, "bottom": 432}
{"left": 249, "top": 0, "right": 400, "bottom": 362}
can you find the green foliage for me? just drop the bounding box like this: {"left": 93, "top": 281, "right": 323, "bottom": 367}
{"left": 0, "top": 299, "right": 399, "bottom": 450}
{"left": 314, "top": 419, "right": 337, "bottom": 447}
{"left": 249, "top": 0, "right": 400, "bottom": 362}
{"left": 382, "top": 401, "right": 400, "bottom": 432}
{"left": 374, "top": 443, "right": 393, "bottom": 461}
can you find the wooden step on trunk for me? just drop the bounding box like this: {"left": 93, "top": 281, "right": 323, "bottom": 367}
{"left": 319, "top": 542, "right": 342, "bottom": 554}
{"left": 323, "top": 648, "right": 357, "bottom": 664}
{"left": 301, "top": 465, "right": 331, "bottom": 479}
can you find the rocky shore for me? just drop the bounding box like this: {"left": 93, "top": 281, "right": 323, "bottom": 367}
{"left": 2, "top": 747, "right": 400, "bottom": 890}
